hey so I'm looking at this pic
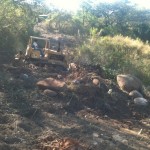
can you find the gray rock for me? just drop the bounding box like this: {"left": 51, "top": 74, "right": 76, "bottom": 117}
{"left": 20, "top": 73, "right": 29, "bottom": 80}
{"left": 129, "top": 90, "right": 143, "bottom": 99}
{"left": 117, "top": 74, "right": 143, "bottom": 93}
{"left": 43, "top": 89, "right": 57, "bottom": 97}
{"left": 134, "top": 97, "right": 148, "bottom": 106}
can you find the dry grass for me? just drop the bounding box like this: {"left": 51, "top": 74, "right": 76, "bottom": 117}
{"left": 75, "top": 35, "right": 150, "bottom": 84}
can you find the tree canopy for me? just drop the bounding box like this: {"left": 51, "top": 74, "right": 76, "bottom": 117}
{"left": 0, "top": 0, "right": 150, "bottom": 61}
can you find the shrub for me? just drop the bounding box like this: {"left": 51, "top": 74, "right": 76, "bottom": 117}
{"left": 75, "top": 35, "right": 150, "bottom": 84}
{"left": 0, "top": 0, "right": 36, "bottom": 63}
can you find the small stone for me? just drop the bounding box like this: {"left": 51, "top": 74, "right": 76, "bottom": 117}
{"left": 20, "top": 73, "right": 28, "bottom": 80}
{"left": 108, "top": 89, "right": 112, "bottom": 94}
{"left": 134, "top": 97, "right": 148, "bottom": 106}
{"left": 129, "top": 90, "right": 143, "bottom": 99}
{"left": 57, "top": 74, "right": 63, "bottom": 79}
{"left": 92, "top": 141, "right": 98, "bottom": 145}
{"left": 92, "top": 79, "right": 100, "bottom": 86}
{"left": 104, "top": 115, "right": 108, "bottom": 118}
{"left": 122, "top": 139, "right": 128, "bottom": 144}
{"left": 43, "top": 89, "right": 57, "bottom": 97}
{"left": 112, "top": 134, "right": 124, "bottom": 142}
{"left": 73, "top": 79, "right": 80, "bottom": 84}
{"left": 69, "top": 63, "right": 78, "bottom": 71}
{"left": 93, "top": 133, "right": 99, "bottom": 138}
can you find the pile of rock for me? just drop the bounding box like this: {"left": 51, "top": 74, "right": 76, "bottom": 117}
{"left": 117, "top": 74, "right": 149, "bottom": 107}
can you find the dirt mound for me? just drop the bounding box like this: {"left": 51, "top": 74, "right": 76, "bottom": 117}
{"left": 0, "top": 63, "right": 150, "bottom": 150}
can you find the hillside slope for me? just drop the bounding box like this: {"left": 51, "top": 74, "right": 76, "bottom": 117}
{"left": 0, "top": 62, "right": 150, "bottom": 150}
{"left": 0, "top": 24, "right": 150, "bottom": 150}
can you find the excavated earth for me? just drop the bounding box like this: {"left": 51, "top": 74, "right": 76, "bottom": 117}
{"left": 0, "top": 23, "right": 150, "bottom": 150}
{"left": 0, "top": 62, "right": 150, "bottom": 150}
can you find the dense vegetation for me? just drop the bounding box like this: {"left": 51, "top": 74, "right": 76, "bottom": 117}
{"left": 0, "top": 0, "right": 150, "bottom": 84}
{"left": 75, "top": 35, "right": 150, "bottom": 84}
{"left": 0, "top": 0, "right": 46, "bottom": 61}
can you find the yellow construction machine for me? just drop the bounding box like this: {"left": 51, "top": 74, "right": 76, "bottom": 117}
{"left": 15, "top": 36, "right": 68, "bottom": 70}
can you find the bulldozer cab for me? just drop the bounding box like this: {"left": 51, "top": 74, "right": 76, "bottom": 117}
{"left": 15, "top": 36, "right": 68, "bottom": 70}
{"left": 25, "top": 36, "right": 51, "bottom": 58}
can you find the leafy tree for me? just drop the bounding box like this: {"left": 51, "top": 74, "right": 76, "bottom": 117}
{"left": 80, "top": 0, "right": 150, "bottom": 41}
{"left": 133, "top": 23, "right": 150, "bottom": 42}
{"left": 0, "top": 0, "right": 37, "bottom": 62}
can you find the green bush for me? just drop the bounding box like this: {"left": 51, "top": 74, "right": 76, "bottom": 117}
{"left": 75, "top": 35, "right": 150, "bottom": 84}
{"left": 0, "top": 0, "right": 36, "bottom": 63}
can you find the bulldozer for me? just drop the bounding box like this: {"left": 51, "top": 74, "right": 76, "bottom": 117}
{"left": 15, "top": 36, "right": 68, "bottom": 70}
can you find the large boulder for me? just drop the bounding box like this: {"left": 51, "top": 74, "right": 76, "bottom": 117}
{"left": 117, "top": 74, "right": 143, "bottom": 93}
{"left": 36, "top": 77, "right": 66, "bottom": 91}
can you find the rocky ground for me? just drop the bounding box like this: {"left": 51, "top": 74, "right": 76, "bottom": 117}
{"left": 0, "top": 61, "right": 150, "bottom": 150}
{"left": 0, "top": 23, "right": 150, "bottom": 150}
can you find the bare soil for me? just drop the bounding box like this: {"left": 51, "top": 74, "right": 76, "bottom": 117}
{"left": 0, "top": 62, "right": 150, "bottom": 150}
{"left": 0, "top": 24, "right": 149, "bottom": 150}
